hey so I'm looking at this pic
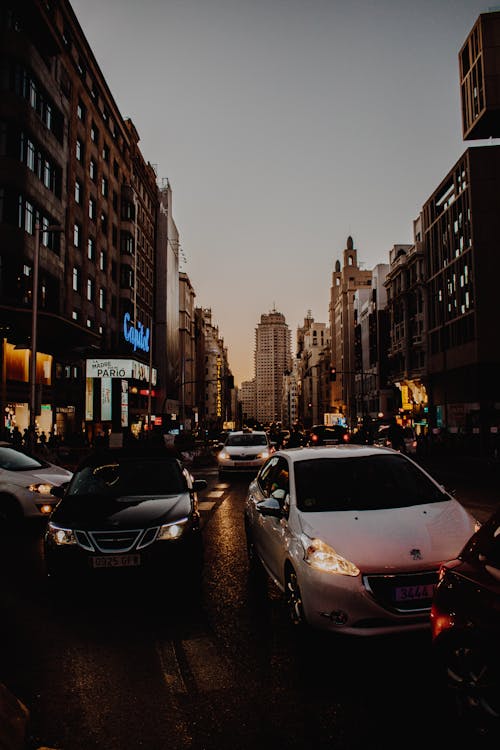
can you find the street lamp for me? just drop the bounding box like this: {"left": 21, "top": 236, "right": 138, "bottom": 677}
{"left": 29, "top": 222, "right": 62, "bottom": 450}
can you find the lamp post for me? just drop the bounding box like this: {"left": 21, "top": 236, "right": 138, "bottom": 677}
{"left": 29, "top": 222, "right": 62, "bottom": 451}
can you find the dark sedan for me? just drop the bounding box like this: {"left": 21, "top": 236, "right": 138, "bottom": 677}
{"left": 431, "top": 507, "right": 500, "bottom": 741}
{"left": 44, "top": 444, "right": 207, "bottom": 586}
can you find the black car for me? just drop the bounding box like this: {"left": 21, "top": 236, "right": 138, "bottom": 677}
{"left": 430, "top": 508, "right": 500, "bottom": 741}
{"left": 307, "top": 424, "right": 350, "bottom": 446}
{"left": 44, "top": 444, "right": 207, "bottom": 586}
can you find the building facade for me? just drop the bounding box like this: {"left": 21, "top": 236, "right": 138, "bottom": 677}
{"left": 254, "top": 308, "right": 291, "bottom": 425}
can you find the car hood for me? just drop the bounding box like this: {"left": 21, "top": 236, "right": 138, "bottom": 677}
{"left": 1, "top": 465, "right": 73, "bottom": 488}
{"left": 51, "top": 492, "right": 191, "bottom": 528}
{"left": 298, "top": 499, "right": 476, "bottom": 572}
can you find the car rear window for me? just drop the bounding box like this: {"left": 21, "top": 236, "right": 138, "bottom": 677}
{"left": 294, "top": 454, "right": 448, "bottom": 512}
{"left": 225, "top": 434, "right": 268, "bottom": 446}
{"left": 67, "top": 458, "right": 186, "bottom": 496}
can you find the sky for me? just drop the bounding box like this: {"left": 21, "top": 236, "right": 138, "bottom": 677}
{"left": 71, "top": 0, "right": 498, "bottom": 387}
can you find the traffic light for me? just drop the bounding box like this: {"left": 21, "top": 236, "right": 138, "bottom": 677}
{"left": 329, "top": 366, "right": 337, "bottom": 382}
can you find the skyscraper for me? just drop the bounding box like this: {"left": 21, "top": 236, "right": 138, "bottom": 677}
{"left": 254, "top": 308, "right": 291, "bottom": 424}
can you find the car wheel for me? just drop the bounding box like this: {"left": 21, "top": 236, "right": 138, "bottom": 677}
{"left": 285, "top": 565, "right": 306, "bottom": 628}
{"left": 440, "top": 633, "right": 500, "bottom": 738}
{"left": 245, "top": 520, "right": 263, "bottom": 573}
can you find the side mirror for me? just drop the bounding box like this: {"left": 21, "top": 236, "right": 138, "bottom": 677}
{"left": 192, "top": 479, "right": 208, "bottom": 492}
{"left": 256, "top": 497, "right": 282, "bottom": 518}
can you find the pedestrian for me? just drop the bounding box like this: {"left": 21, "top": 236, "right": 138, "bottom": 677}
{"left": 387, "top": 418, "right": 405, "bottom": 452}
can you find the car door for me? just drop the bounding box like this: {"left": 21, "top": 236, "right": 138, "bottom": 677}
{"left": 253, "top": 456, "right": 291, "bottom": 583}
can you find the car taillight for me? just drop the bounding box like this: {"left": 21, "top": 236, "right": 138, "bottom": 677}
{"left": 343, "top": 433, "right": 349, "bottom": 442}
{"left": 311, "top": 434, "right": 318, "bottom": 443}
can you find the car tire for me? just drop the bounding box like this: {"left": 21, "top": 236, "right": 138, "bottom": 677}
{"left": 437, "top": 631, "right": 500, "bottom": 739}
{"left": 285, "top": 565, "right": 307, "bottom": 629}
{"left": 245, "top": 520, "right": 265, "bottom": 580}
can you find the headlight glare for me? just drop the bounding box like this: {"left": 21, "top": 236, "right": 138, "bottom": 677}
{"left": 157, "top": 518, "right": 188, "bottom": 541}
{"left": 47, "top": 522, "right": 77, "bottom": 546}
{"left": 28, "top": 482, "right": 54, "bottom": 495}
{"left": 301, "top": 535, "right": 360, "bottom": 576}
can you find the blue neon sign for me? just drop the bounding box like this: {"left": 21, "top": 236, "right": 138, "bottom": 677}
{"left": 123, "top": 312, "right": 150, "bottom": 353}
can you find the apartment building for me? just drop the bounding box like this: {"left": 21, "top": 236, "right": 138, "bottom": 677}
{"left": 254, "top": 308, "right": 291, "bottom": 425}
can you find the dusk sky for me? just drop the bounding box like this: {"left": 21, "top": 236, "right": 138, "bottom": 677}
{"left": 71, "top": 0, "right": 497, "bottom": 386}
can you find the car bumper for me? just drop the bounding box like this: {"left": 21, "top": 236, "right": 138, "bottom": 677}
{"left": 44, "top": 532, "right": 202, "bottom": 581}
{"left": 217, "top": 460, "right": 265, "bottom": 473}
{"left": 297, "top": 562, "right": 434, "bottom": 636}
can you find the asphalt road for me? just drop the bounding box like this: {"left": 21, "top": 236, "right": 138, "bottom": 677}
{"left": 0, "top": 457, "right": 497, "bottom": 750}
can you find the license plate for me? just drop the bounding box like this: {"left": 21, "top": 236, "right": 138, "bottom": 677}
{"left": 394, "top": 583, "right": 434, "bottom": 602}
{"left": 90, "top": 554, "right": 141, "bottom": 569}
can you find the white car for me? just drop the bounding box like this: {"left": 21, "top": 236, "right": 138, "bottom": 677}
{"left": 0, "top": 443, "right": 73, "bottom": 528}
{"left": 244, "top": 445, "right": 478, "bottom": 637}
{"left": 217, "top": 430, "right": 272, "bottom": 478}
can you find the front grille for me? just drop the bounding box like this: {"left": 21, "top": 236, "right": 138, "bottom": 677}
{"left": 363, "top": 570, "right": 438, "bottom": 614}
{"left": 88, "top": 529, "right": 144, "bottom": 553}
{"left": 232, "top": 454, "right": 259, "bottom": 461}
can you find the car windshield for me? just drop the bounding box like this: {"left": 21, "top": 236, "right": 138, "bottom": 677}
{"left": 226, "top": 434, "right": 267, "bottom": 447}
{"left": 0, "top": 446, "right": 45, "bottom": 471}
{"left": 294, "top": 454, "right": 448, "bottom": 512}
{"left": 67, "top": 458, "right": 187, "bottom": 496}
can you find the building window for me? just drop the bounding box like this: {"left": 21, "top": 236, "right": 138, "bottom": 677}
{"left": 76, "top": 139, "right": 83, "bottom": 162}
{"left": 99, "top": 287, "right": 106, "bottom": 309}
{"left": 89, "top": 159, "right": 97, "bottom": 181}
{"left": 77, "top": 100, "right": 85, "bottom": 121}
{"left": 89, "top": 197, "right": 96, "bottom": 220}
{"left": 101, "top": 177, "right": 108, "bottom": 198}
{"left": 72, "top": 309, "right": 79, "bottom": 321}
{"left": 87, "top": 277, "right": 94, "bottom": 301}
{"left": 86, "top": 319, "right": 92, "bottom": 328}
{"left": 72, "top": 266, "right": 80, "bottom": 292}
{"left": 88, "top": 237, "right": 95, "bottom": 261}
{"left": 102, "top": 144, "right": 109, "bottom": 162}
{"left": 99, "top": 249, "right": 106, "bottom": 271}
{"left": 73, "top": 223, "right": 81, "bottom": 247}
{"left": 90, "top": 122, "right": 99, "bottom": 143}
{"left": 75, "top": 180, "right": 81, "bottom": 203}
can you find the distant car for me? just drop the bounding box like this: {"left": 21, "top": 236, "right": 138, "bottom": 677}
{"left": 0, "top": 443, "right": 72, "bottom": 528}
{"left": 217, "top": 430, "right": 272, "bottom": 478}
{"left": 308, "top": 424, "right": 350, "bottom": 446}
{"left": 431, "top": 507, "right": 500, "bottom": 740}
{"left": 44, "top": 444, "right": 207, "bottom": 585}
{"left": 244, "top": 445, "right": 478, "bottom": 636}
{"left": 373, "top": 424, "right": 418, "bottom": 454}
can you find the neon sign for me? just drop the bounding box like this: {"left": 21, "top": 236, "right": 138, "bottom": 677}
{"left": 123, "top": 312, "right": 150, "bottom": 353}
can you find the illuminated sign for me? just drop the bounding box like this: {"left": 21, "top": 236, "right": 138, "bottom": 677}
{"left": 86, "top": 358, "right": 156, "bottom": 385}
{"left": 123, "top": 312, "right": 150, "bottom": 353}
{"left": 216, "top": 356, "right": 222, "bottom": 417}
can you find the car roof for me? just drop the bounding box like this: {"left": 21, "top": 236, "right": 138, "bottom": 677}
{"left": 77, "top": 443, "right": 181, "bottom": 469}
{"left": 275, "top": 445, "right": 397, "bottom": 462}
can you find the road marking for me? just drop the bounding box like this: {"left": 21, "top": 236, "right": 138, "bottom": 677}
{"left": 205, "top": 490, "right": 224, "bottom": 498}
{"left": 198, "top": 501, "right": 216, "bottom": 511}
{"left": 156, "top": 642, "right": 188, "bottom": 694}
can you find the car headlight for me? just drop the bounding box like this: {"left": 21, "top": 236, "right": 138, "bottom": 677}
{"left": 301, "top": 535, "right": 360, "bottom": 576}
{"left": 46, "top": 522, "right": 78, "bottom": 546}
{"left": 257, "top": 450, "right": 270, "bottom": 459}
{"left": 157, "top": 517, "right": 189, "bottom": 541}
{"left": 218, "top": 450, "right": 230, "bottom": 460}
{"left": 28, "top": 482, "right": 56, "bottom": 495}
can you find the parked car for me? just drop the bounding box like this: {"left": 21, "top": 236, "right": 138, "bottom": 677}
{"left": 244, "top": 445, "right": 478, "bottom": 636}
{"left": 0, "top": 442, "right": 73, "bottom": 529}
{"left": 430, "top": 507, "right": 500, "bottom": 740}
{"left": 44, "top": 444, "right": 207, "bottom": 585}
{"left": 217, "top": 430, "right": 272, "bottom": 478}
{"left": 373, "top": 423, "right": 418, "bottom": 454}
{"left": 308, "top": 424, "right": 350, "bottom": 446}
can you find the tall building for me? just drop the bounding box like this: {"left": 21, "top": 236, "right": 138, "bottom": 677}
{"left": 254, "top": 308, "right": 291, "bottom": 425}
{"left": 422, "top": 145, "right": 500, "bottom": 445}
{"left": 239, "top": 379, "right": 256, "bottom": 423}
{"left": 459, "top": 10, "right": 500, "bottom": 140}
{"left": 329, "top": 237, "right": 372, "bottom": 425}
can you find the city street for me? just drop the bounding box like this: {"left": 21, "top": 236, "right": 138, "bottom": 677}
{"left": 0, "top": 455, "right": 497, "bottom": 750}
